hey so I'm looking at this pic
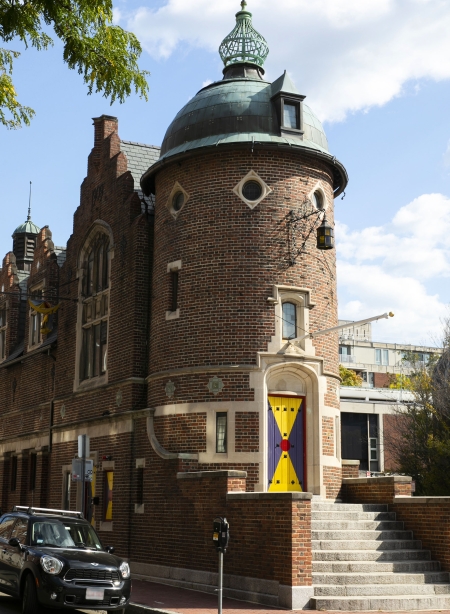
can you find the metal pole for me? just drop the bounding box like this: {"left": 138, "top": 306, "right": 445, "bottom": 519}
{"left": 218, "top": 550, "right": 223, "bottom": 614}
{"left": 81, "top": 435, "right": 86, "bottom": 517}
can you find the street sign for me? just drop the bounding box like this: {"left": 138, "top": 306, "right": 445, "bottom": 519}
{"left": 72, "top": 458, "right": 93, "bottom": 482}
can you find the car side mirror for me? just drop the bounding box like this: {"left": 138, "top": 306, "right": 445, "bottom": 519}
{"left": 105, "top": 545, "right": 115, "bottom": 554}
{"left": 8, "top": 537, "right": 21, "bottom": 548}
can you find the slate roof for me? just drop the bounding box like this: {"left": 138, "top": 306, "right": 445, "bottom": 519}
{"left": 120, "top": 140, "right": 160, "bottom": 194}
{"left": 54, "top": 247, "right": 67, "bottom": 268}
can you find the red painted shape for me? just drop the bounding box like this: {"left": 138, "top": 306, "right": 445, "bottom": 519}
{"left": 280, "top": 438, "right": 291, "bottom": 452}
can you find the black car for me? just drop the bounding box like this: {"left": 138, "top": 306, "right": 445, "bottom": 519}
{"left": 0, "top": 506, "right": 131, "bottom": 613}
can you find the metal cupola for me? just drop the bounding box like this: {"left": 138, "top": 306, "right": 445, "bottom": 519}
{"left": 219, "top": 1, "right": 269, "bottom": 73}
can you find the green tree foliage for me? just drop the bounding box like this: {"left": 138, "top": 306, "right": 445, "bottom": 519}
{"left": 385, "top": 346, "right": 450, "bottom": 495}
{"left": 339, "top": 364, "right": 363, "bottom": 387}
{"left": 0, "top": 0, "right": 149, "bottom": 128}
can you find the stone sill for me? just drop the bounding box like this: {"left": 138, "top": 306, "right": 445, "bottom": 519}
{"left": 177, "top": 470, "right": 247, "bottom": 480}
{"left": 393, "top": 496, "right": 450, "bottom": 504}
{"left": 342, "top": 476, "right": 412, "bottom": 484}
{"left": 227, "top": 492, "right": 312, "bottom": 501}
{"left": 342, "top": 459, "right": 359, "bottom": 466}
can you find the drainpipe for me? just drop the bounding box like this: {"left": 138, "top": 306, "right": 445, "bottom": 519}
{"left": 147, "top": 408, "right": 198, "bottom": 461}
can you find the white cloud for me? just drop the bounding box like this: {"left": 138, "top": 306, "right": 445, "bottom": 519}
{"left": 337, "top": 193, "right": 450, "bottom": 345}
{"left": 120, "top": 0, "right": 450, "bottom": 121}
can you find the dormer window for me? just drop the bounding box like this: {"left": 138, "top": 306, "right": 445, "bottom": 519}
{"left": 283, "top": 101, "right": 301, "bottom": 130}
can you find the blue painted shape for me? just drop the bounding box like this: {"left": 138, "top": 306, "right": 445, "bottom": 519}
{"left": 267, "top": 398, "right": 282, "bottom": 487}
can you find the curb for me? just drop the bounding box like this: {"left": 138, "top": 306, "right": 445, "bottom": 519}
{"left": 127, "top": 603, "right": 181, "bottom": 614}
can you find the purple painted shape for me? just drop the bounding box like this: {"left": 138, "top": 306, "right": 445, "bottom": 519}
{"left": 268, "top": 399, "right": 282, "bottom": 487}
{"left": 288, "top": 403, "right": 304, "bottom": 488}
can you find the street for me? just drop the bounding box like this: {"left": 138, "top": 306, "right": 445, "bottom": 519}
{"left": 0, "top": 591, "right": 108, "bottom": 614}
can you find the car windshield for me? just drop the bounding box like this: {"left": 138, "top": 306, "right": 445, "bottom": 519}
{"left": 32, "top": 521, "right": 76, "bottom": 548}
{"left": 63, "top": 521, "right": 103, "bottom": 550}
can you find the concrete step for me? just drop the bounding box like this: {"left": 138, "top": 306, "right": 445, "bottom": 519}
{"left": 313, "top": 549, "right": 431, "bottom": 562}
{"left": 312, "top": 539, "right": 423, "bottom": 551}
{"left": 314, "top": 583, "right": 450, "bottom": 597}
{"left": 311, "top": 503, "right": 388, "bottom": 512}
{"left": 312, "top": 510, "right": 396, "bottom": 521}
{"left": 312, "top": 529, "right": 413, "bottom": 541}
{"left": 311, "top": 594, "right": 450, "bottom": 611}
{"left": 312, "top": 571, "right": 449, "bottom": 585}
{"left": 311, "top": 520, "right": 404, "bottom": 530}
{"left": 312, "top": 560, "right": 442, "bottom": 574}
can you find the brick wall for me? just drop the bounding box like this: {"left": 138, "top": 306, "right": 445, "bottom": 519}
{"left": 342, "top": 460, "right": 359, "bottom": 478}
{"left": 342, "top": 476, "right": 412, "bottom": 503}
{"left": 235, "top": 412, "right": 259, "bottom": 452}
{"left": 373, "top": 372, "right": 390, "bottom": 388}
{"left": 323, "top": 466, "right": 342, "bottom": 499}
{"left": 148, "top": 148, "right": 339, "bottom": 409}
{"left": 322, "top": 417, "right": 334, "bottom": 456}
{"left": 139, "top": 470, "right": 313, "bottom": 588}
{"left": 391, "top": 498, "right": 450, "bottom": 572}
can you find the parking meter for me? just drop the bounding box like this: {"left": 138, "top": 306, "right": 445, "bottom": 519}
{"left": 213, "top": 517, "right": 229, "bottom": 553}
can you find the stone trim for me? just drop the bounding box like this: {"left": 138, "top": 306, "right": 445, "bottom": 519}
{"left": 177, "top": 470, "right": 246, "bottom": 480}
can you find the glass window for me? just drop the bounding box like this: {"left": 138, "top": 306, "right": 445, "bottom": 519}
{"left": 0, "top": 305, "right": 6, "bottom": 361}
{"left": 283, "top": 102, "right": 299, "bottom": 129}
{"left": 216, "top": 413, "right": 227, "bottom": 453}
{"left": 170, "top": 270, "right": 179, "bottom": 312}
{"left": 63, "top": 521, "right": 103, "bottom": 550}
{"left": 63, "top": 471, "right": 71, "bottom": 510}
{"left": 282, "top": 302, "right": 296, "bottom": 339}
{"left": 31, "top": 521, "right": 75, "bottom": 547}
{"left": 10, "top": 518, "right": 28, "bottom": 543}
{"left": 382, "top": 349, "right": 389, "bottom": 365}
{"left": 80, "top": 232, "right": 110, "bottom": 382}
{"left": 242, "top": 181, "right": 262, "bottom": 202}
{"left": 29, "top": 453, "right": 37, "bottom": 491}
{"left": 0, "top": 517, "right": 16, "bottom": 541}
{"left": 375, "top": 349, "right": 381, "bottom": 364}
{"left": 312, "top": 191, "right": 324, "bottom": 209}
{"left": 11, "top": 456, "right": 17, "bottom": 492}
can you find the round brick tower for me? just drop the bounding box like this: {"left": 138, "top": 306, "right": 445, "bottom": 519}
{"left": 142, "top": 2, "right": 348, "bottom": 498}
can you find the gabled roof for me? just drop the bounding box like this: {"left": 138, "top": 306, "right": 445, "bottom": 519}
{"left": 271, "top": 70, "right": 302, "bottom": 98}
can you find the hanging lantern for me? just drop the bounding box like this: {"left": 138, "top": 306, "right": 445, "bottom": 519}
{"left": 317, "top": 217, "right": 334, "bottom": 250}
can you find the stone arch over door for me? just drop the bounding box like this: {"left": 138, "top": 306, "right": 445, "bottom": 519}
{"left": 265, "top": 362, "right": 322, "bottom": 495}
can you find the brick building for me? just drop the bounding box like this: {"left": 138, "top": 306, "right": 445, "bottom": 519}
{"left": 0, "top": 4, "right": 352, "bottom": 609}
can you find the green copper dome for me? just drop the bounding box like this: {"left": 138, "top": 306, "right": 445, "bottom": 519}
{"left": 141, "top": 5, "right": 348, "bottom": 197}
{"left": 13, "top": 218, "right": 40, "bottom": 236}
{"left": 219, "top": 1, "right": 269, "bottom": 70}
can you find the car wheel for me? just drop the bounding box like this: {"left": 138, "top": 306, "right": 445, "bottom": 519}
{"left": 22, "top": 574, "right": 40, "bottom": 614}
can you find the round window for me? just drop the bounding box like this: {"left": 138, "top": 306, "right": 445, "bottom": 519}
{"left": 242, "top": 180, "right": 263, "bottom": 202}
{"left": 312, "top": 191, "right": 324, "bottom": 209}
{"left": 172, "top": 192, "right": 185, "bottom": 212}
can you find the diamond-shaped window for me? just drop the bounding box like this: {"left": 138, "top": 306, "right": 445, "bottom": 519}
{"left": 233, "top": 170, "right": 272, "bottom": 210}
{"left": 166, "top": 182, "right": 189, "bottom": 219}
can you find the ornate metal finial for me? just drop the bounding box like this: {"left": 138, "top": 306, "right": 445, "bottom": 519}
{"left": 27, "top": 181, "right": 32, "bottom": 221}
{"left": 219, "top": 2, "right": 269, "bottom": 69}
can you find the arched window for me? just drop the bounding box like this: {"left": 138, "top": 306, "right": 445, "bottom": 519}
{"left": 282, "top": 302, "right": 297, "bottom": 339}
{"left": 79, "top": 231, "right": 110, "bottom": 383}
{"left": 83, "top": 233, "right": 109, "bottom": 297}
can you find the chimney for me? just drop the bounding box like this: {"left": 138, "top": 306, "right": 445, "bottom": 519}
{"left": 91, "top": 115, "right": 118, "bottom": 168}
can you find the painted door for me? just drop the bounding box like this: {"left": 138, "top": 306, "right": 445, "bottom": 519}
{"left": 268, "top": 395, "right": 305, "bottom": 491}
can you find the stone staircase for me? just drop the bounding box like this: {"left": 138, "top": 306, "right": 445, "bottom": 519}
{"left": 311, "top": 501, "right": 450, "bottom": 611}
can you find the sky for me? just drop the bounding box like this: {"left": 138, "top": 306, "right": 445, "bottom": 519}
{"left": 1, "top": 0, "right": 450, "bottom": 347}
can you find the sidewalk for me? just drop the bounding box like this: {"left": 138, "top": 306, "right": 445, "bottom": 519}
{"left": 126, "top": 579, "right": 450, "bottom": 614}
{"left": 127, "top": 579, "right": 294, "bottom": 613}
